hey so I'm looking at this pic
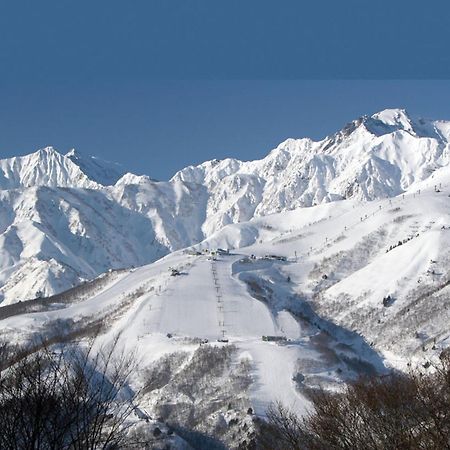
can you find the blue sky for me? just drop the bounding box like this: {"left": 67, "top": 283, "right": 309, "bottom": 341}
{"left": 1, "top": 1, "right": 450, "bottom": 179}
{"left": 2, "top": 0, "right": 449, "bottom": 81}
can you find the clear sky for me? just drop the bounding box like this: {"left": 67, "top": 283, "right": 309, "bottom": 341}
{"left": 1, "top": 1, "right": 450, "bottom": 179}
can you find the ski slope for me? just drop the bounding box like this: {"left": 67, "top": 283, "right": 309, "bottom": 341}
{"left": 0, "top": 250, "right": 361, "bottom": 417}
{"left": 2, "top": 178, "right": 450, "bottom": 449}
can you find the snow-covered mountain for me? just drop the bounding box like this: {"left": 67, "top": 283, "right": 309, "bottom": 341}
{"left": 0, "top": 147, "right": 125, "bottom": 190}
{"left": 1, "top": 108, "right": 450, "bottom": 303}
{"left": 3, "top": 108, "right": 450, "bottom": 447}
{"left": 3, "top": 183, "right": 450, "bottom": 447}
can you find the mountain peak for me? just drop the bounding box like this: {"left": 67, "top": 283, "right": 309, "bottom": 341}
{"left": 0, "top": 146, "right": 127, "bottom": 190}
{"left": 371, "top": 108, "right": 413, "bottom": 128}
{"left": 0, "top": 147, "right": 98, "bottom": 190}
{"left": 361, "top": 108, "right": 417, "bottom": 136}
{"left": 371, "top": 108, "right": 410, "bottom": 122}
{"left": 35, "top": 146, "right": 62, "bottom": 156}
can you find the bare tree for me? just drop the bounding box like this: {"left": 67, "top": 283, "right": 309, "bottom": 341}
{"left": 0, "top": 336, "right": 137, "bottom": 450}
{"left": 257, "top": 354, "right": 450, "bottom": 450}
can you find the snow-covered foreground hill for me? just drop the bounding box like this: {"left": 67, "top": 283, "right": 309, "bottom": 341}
{"left": 2, "top": 108, "right": 450, "bottom": 304}
{"left": 2, "top": 176, "right": 450, "bottom": 446}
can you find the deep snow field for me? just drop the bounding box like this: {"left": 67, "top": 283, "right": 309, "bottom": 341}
{"left": 2, "top": 176, "right": 450, "bottom": 447}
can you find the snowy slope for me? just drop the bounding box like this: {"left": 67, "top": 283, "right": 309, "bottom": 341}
{"left": 200, "top": 182, "right": 450, "bottom": 370}
{"left": 66, "top": 148, "right": 125, "bottom": 185}
{"left": 1, "top": 108, "right": 450, "bottom": 305}
{"left": 4, "top": 182, "right": 450, "bottom": 443}
{"left": 2, "top": 137, "right": 450, "bottom": 444}
{"left": 0, "top": 186, "right": 168, "bottom": 304}
{"left": 0, "top": 247, "right": 382, "bottom": 419}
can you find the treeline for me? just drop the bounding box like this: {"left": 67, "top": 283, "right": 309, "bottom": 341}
{"left": 257, "top": 352, "right": 450, "bottom": 450}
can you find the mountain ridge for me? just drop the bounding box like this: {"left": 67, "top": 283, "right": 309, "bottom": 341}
{"left": 1, "top": 108, "right": 450, "bottom": 304}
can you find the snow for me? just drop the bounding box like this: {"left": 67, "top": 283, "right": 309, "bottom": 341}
{"left": 1, "top": 110, "right": 450, "bottom": 304}
{"left": 66, "top": 148, "right": 125, "bottom": 185}
{"left": 2, "top": 109, "right": 450, "bottom": 424}
{"left": 0, "top": 147, "right": 100, "bottom": 190}
{"left": 239, "top": 341, "right": 310, "bottom": 416}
